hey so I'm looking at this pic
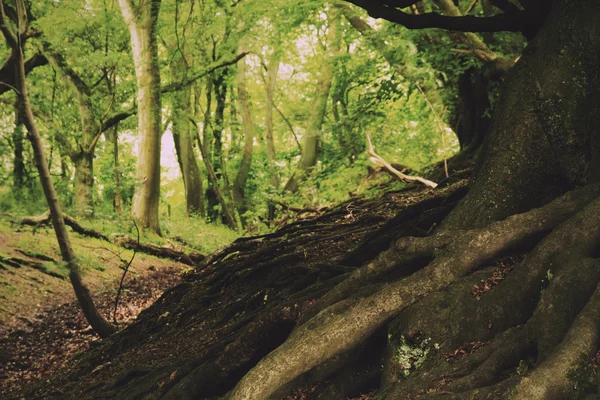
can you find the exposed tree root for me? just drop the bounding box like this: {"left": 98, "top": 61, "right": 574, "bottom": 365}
{"left": 16, "top": 182, "right": 600, "bottom": 400}
{"left": 385, "top": 185, "right": 600, "bottom": 399}
{"left": 226, "top": 185, "right": 600, "bottom": 399}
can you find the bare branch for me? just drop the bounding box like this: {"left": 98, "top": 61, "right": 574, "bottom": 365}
{"left": 365, "top": 133, "right": 438, "bottom": 188}
{"left": 161, "top": 52, "right": 248, "bottom": 94}
{"left": 344, "top": 0, "right": 529, "bottom": 32}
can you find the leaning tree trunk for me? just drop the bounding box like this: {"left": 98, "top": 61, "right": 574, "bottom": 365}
{"left": 442, "top": 0, "right": 600, "bottom": 230}
{"left": 119, "top": 0, "right": 163, "bottom": 235}
{"left": 0, "top": 0, "right": 115, "bottom": 339}
{"left": 284, "top": 11, "right": 339, "bottom": 193}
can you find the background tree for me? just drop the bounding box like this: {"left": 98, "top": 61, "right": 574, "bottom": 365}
{"left": 118, "top": 0, "right": 163, "bottom": 234}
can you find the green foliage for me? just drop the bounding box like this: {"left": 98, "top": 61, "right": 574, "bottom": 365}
{"left": 0, "top": 0, "right": 522, "bottom": 239}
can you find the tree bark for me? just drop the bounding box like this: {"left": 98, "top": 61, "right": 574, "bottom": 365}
{"left": 119, "top": 0, "right": 163, "bottom": 234}
{"left": 443, "top": 0, "right": 600, "bottom": 230}
{"left": 110, "top": 124, "right": 123, "bottom": 215}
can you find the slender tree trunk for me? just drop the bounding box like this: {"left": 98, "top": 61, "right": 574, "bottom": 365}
{"left": 119, "top": 0, "right": 163, "bottom": 234}
{"left": 72, "top": 152, "right": 94, "bottom": 218}
{"left": 194, "top": 122, "right": 237, "bottom": 230}
{"left": 284, "top": 12, "right": 339, "bottom": 193}
{"left": 172, "top": 58, "right": 204, "bottom": 217}
{"left": 110, "top": 124, "right": 123, "bottom": 215}
{"left": 0, "top": 0, "right": 114, "bottom": 338}
{"left": 232, "top": 46, "right": 255, "bottom": 220}
{"left": 264, "top": 48, "right": 281, "bottom": 221}
{"left": 12, "top": 100, "right": 25, "bottom": 191}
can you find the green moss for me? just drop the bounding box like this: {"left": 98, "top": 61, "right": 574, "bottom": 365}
{"left": 390, "top": 333, "right": 437, "bottom": 378}
{"left": 566, "top": 355, "right": 600, "bottom": 399}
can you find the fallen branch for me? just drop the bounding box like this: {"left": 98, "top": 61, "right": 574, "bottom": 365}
{"left": 111, "top": 234, "right": 205, "bottom": 266}
{"left": 3, "top": 212, "right": 205, "bottom": 265}
{"left": 17, "top": 211, "right": 109, "bottom": 240}
{"left": 365, "top": 133, "right": 438, "bottom": 188}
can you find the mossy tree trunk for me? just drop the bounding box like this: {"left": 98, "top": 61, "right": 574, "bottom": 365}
{"left": 442, "top": 0, "right": 600, "bottom": 230}
{"left": 119, "top": 0, "right": 163, "bottom": 234}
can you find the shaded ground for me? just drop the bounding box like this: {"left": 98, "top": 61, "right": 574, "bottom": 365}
{"left": 0, "top": 220, "right": 190, "bottom": 397}
{"left": 8, "top": 177, "right": 467, "bottom": 400}
{"left": 0, "top": 268, "right": 182, "bottom": 394}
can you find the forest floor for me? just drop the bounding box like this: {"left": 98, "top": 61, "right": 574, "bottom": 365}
{"left": 2, "top": 176, "right": 468, "bottom": 400}
{"left": 0, "top": 219, "right": 189, "bottom": 396}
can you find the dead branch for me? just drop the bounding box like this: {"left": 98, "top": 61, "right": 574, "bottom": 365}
{"left": 365, "top": 133, "right": 438, "bottom": 189}
{"left": 110, "top": 234, "right": 205, "bottom": 266}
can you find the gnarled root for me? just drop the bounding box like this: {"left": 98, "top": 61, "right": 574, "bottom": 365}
{"left": 226, "top": 185, "right": 600, "bottom": 400}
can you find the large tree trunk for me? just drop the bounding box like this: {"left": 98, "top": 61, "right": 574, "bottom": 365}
{"left": 119, "top": 0, "right": 163, "bottom": 234}
{"left": 443, "top": 0, "right": 600, "bottom": 230}
{"left": 284, "top": 12, "right": 339, "bottom": 193}
{"left": 172, "top": 57, "right": 205, "bottom": 218}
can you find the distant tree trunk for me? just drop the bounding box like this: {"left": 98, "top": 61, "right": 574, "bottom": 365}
{"left": 172, "top": 58, "right": 205, "bottom": 218}
{"left": 232, "top": 47, "right": 255, "bottom": 221}
{"left": 12, "top": 100, "right": 25, "bottom": 191}
{"left": 194, "top": 122, "right": 237, "bottom": 230}
{"left": 284, "top": 12, "right": 339, "bottom": 193}
{"left": 212, "top": 70, "right": 227, "bottom": 177}
{"left": 41, "top": 44, "right": 99, "bottom": 218}
{"left": 109, "top": 124, "right": 123, "bottom": 215}
{"left": 0, "top": 0, "right": 114, "bottom": 338}
{"left": 72, "top": 152, "right": 94, "bottom": 218}
{"left": 264, "top": 48, "right": 281, "bottom": 221}
{"left": 119, "top": 0, "right": 162, "bottom": 235}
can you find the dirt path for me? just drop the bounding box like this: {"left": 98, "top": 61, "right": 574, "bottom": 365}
{"left": 0, "top": 221, "right": 187, "bottom": 396}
